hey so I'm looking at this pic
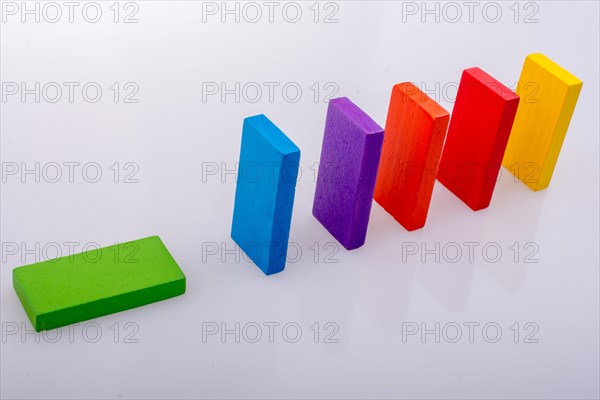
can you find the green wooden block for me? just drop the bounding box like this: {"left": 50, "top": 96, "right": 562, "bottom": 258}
{"left": 12, "top": 236, "right": 186, "bottom": 332}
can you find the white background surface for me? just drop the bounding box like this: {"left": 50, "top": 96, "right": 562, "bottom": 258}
{"left": 1, "top": 1, "right": 599, "bottom": 399}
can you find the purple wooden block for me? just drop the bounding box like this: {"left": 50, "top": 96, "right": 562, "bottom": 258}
{"left": 312, "top": 97, "right": 384, "bottom": 250}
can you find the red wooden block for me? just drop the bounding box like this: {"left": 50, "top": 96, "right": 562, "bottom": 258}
{"left": 374, "top": 82, "right": 450, "bottom": 231}
{"left": 437, "top": 68, "right": 520, "bottom": 211}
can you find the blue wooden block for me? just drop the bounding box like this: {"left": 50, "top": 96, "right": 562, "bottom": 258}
{"left": 231, "top": 114, "right": 301, "bottom": 275}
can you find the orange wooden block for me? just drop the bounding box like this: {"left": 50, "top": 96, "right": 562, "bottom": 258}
{"left": 374, "top": 83, "right": 450, "bottom": 231}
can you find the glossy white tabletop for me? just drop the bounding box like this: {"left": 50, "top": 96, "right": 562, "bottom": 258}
{"left": 1, "top": 2, "right": 598, "bottom": 398}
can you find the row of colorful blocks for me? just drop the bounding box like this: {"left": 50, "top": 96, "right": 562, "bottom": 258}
{"left": 12, "top": 53, "right": 582, "bottom": 332}
{"left": 231, "top": 53, "right": 583, "bottom": 275}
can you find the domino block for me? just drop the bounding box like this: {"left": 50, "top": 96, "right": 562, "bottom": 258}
{"left": 502, "top": 53, "right": 583, "bottom": 191}
{"left": 231, "top": 114, "right": 300, "bottom": 275}
{"left": 13, "top": 236, "right": 186, "bottom": 332}
{"left": 437, "top": 67, "right": 520, "bottom": 211}
{"left": 374, "top": 83, "right": 450, "bottom": 231}
{"left": 312, "top": 97, "right": 384, "bottom": 250}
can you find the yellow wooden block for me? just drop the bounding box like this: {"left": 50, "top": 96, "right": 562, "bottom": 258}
{"left": 502, "top": 53, "right": 583, "bottom": 191}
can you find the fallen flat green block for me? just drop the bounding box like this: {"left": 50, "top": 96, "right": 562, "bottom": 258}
{"left": 13, "top": 236, "right": 186, "bottom": 332}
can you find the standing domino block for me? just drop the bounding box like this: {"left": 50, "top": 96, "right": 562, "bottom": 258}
{"left": 312, "top": 97, "right": 384, "bottom": 250}
{"left": 374, "top": 83, "right": 450, "bottom": 231}
{"left": 231, "top": 114, "right": 300, "bottom": 275}
{"left": 13, "top": 236, "right": 186, "bottom": 332}
{"left": 502, "top": 54, "right": 583, "bottom": 191}
{"left": 437, "top": 68, "right": 520, "bottom": 211}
